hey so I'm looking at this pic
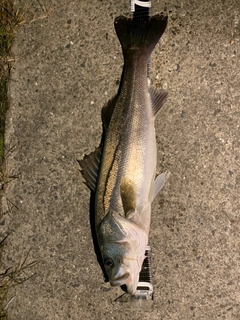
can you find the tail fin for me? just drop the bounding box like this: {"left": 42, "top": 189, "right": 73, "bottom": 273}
{"left": 114, "top": 15, "right": 168, "bottom": 56}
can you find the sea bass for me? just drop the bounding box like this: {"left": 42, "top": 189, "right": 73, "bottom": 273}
{"left": 79, "top": 14, "right": 169, "bottom": 295}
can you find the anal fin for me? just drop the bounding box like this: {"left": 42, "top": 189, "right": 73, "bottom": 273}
{"left": 149, "top": 87, "right": 168, "bottom": 116}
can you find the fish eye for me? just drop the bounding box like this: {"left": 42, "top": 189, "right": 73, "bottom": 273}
{"left": 104, "top": 258, "right": 114, "bottom": 268}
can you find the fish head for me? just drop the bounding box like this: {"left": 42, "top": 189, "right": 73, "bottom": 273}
{"left": 98, "top": 212, "right": 148, "bottom": 295}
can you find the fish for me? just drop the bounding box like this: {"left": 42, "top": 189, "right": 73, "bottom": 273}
{"left": 79, "top": 14, "right": 169, "bottom": 295}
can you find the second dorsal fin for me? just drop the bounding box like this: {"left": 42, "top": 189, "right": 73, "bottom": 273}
{"left": 101, "top": 95, "right": 118, "bottom": 130}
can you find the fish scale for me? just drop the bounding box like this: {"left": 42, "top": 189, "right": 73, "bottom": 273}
{"left": 100, "top": 54, "right": 151, "bottom": 217}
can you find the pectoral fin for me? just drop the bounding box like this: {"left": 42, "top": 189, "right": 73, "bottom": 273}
{"left": 152, "top": 171, "right": 170, "bottom": 200}
{"left": 78, "top": 147, "right": 102, "bottom": 192}
{"left": 120, "top": 178, "right": 136, "bottom": 217}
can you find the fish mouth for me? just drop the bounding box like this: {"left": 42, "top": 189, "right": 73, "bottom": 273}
{"left": 110, "top": 272, "right": 130, "bottom": 287}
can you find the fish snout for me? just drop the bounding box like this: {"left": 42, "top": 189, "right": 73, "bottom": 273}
{"left": 110, "top": 272, "right": 139, "bottom": 295}
{"left": 125, "top": 267, "right": 140, "bottom": 295}
{"left": 109, "top": 262, "right": 140, "bottom": 295}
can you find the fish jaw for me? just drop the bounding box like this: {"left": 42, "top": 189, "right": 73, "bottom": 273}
{"left": 110, "top": 266, "right": 131, "bottom": 287}
{"left": 98, "top": 213, "right": 148, "bottom": 295}
{"left": 122, "top": 256, "right": 143, "bottom": 295}
{"left": 110, "top": 258, "right": 140, "bottom": 295}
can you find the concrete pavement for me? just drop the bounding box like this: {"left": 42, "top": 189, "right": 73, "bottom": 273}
{"left": 2, "top": 0, "right": 240, "bottom": 319}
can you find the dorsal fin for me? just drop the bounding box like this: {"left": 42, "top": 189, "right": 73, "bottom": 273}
{"left": 120, "top": 178, "right": 136, "bottom": 217}
{"left": 101, "top": 95, "right": 118, "bottom": 130}
{"left": 149, "top": 87, "right": 168, "bottom": 116}
{"left": 78, "top": 147, "right": 102, "bottom": 191}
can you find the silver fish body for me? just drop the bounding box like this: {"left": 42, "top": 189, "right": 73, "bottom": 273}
{"left": 79, "top": 15, "right": 169, "bottom": 295}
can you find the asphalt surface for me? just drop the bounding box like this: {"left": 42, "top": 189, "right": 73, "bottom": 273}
{"left": 2, "top": 0, "right": 240, "bottom": 319}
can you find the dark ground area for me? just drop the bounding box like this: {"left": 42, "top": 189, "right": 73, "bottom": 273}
{"left": 1, "top": 0, "right": 240, "bottom": 319}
